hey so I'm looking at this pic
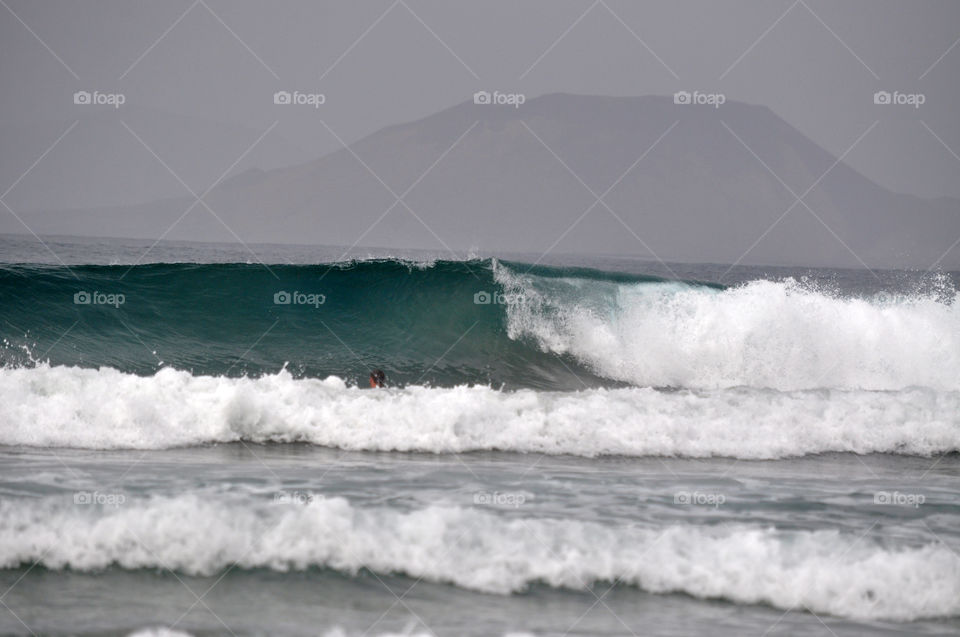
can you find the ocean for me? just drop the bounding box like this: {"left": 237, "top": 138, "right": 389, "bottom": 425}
{"left": 0, "top": 233, "right": 957, "bottom": 636}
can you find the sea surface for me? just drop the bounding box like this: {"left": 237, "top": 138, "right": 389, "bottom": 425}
{"left": 0, "top": 233, "right": 958, "bottom": 636}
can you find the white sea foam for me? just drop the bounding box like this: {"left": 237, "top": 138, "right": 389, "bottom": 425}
{"left": 322, "top": 629, "right": 433, "bottom": 637}
{"left": 128, "top": 628, "right": 441, "bottom": 637}
{"left": 3, "top": 495, "right": 957, "bottom": 621}
{"left": 0, "top": 364, "right": 957, "bottom": 457}
{"left": 127, "top": 629, "right": 195, "bottom": 637}
{"left": 496, "top": 264, "right": 960, "bottom": 391}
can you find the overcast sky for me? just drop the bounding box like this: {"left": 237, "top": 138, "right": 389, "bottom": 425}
{"left": 1, "top": 0, "right": 958, "bottom": 211}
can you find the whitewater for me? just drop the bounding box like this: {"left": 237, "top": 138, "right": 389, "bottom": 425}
{"left": 2, "top": 258, "right": 959, "bottom": 459}
{"left": 495, "top": 262, "right": 960, "bottom": 391}
{"left": 3, "top": 494, "right": 958, "bottom": 622}
{"left": 1, "top": 365, "right": 958, "bottom": 457}
{"left": 1, "top": 237, "right": 958, "bottom": 637}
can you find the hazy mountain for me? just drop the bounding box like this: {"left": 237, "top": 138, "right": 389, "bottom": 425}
{"left": 6, "top": 94, "right": 959, "bottom": 269}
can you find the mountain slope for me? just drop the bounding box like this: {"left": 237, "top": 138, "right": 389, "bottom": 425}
{"left": 7, "top": 94, "right": 958, "bottom": 269}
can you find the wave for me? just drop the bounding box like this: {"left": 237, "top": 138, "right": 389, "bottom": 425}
{"left": 1, "top": 365, "right": 957, "bottom": 457}
{"left": 1, "top": 258, "right": 956, "bottom": 391}
{"left": 0, "top": 259, "right": 631, "bottom": 390}
{"left": 127, "top": 628, "right": 442, "bottom": 637}
{"left": 3, "top": 495, "right": 957, "bottom": 621}
{"left": 127, "top": 628, "right": 444, "bottom": 637}
{"left": 496, "top": 263, "right": 960, "bottom": 391}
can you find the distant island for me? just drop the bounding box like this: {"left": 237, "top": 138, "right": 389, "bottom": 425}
{"left": 6, "top": 93, "right": 958, "bottom": 269}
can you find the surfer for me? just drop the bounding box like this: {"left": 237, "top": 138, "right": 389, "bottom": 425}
{"left": 369, "top": 369, "right": 386, "bottom": 388}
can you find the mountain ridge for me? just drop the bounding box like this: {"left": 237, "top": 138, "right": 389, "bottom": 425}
{"left": 5, "top": 93, "right": 958, "bottom": 269}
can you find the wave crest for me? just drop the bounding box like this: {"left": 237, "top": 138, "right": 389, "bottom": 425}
{"left": 497, "top": 264, "right": 960, "bottom": 390}
{"left": 1, "top": 365, "right": 957, "bottom": 457}
{"left": 2, "top": 495, "right": 957, "bottom": 621}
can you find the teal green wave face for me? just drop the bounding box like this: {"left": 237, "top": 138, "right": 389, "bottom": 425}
{"left": 0, "top": 259, "right": 690, "bottom": 390}
{"left": 8, "top": 257, "right": 952, "bottom": 392}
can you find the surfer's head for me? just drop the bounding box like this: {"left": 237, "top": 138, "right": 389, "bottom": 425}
{"left": 369, "top": 369, "right": 386, "bottom": 388}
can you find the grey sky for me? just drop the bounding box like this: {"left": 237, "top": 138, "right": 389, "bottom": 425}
{"left": 1, "top": 1, "right": 958, "bottom": 221}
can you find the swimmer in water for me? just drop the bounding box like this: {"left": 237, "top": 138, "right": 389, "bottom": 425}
{"left": 369, "top": 369, "right": 386, "bottom": 388}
